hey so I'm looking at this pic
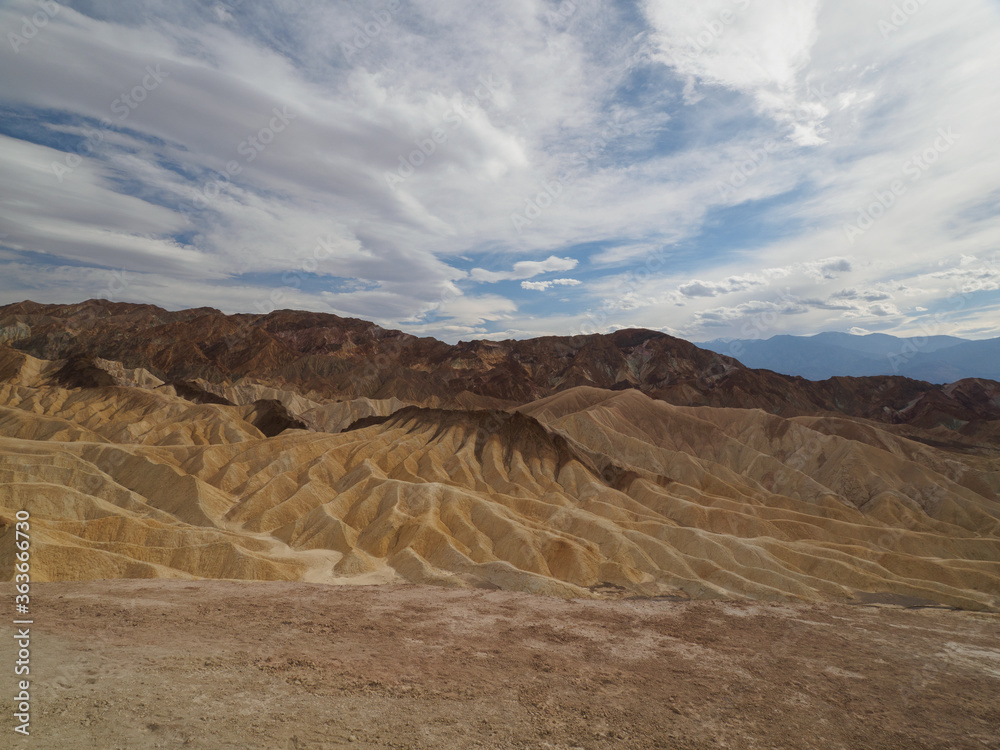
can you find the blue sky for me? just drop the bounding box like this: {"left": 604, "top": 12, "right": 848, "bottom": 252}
{"left": 1, "top": 0, "right": 998, "bottom": 343}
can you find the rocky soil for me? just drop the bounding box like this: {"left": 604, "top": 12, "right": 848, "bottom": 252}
{"left": 2, "top": 581, "right": 998, "bottom": 749}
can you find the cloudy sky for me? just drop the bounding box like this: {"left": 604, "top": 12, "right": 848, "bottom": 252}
{"left": 1, "top": 0, "right": 998, "bottom": 343}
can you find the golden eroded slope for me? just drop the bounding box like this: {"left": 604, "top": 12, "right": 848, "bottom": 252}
{"left": 0, "top": 350, "right": 998, "bottom": 610}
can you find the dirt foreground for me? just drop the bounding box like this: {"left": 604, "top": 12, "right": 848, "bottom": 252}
{"left": 2, "top": 581, "right": 999, "bottom": 749}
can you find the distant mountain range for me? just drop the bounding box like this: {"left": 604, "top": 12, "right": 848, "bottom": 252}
{"left": 2, "top": 299, "right": 999, "bottom": 436}
{"left": 697, "top": 332, "right": 1000, "bottom": 383}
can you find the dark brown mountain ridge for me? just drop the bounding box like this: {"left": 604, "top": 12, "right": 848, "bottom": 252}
{"left": 2, "top": 299, "right": 998, "bottom": 440}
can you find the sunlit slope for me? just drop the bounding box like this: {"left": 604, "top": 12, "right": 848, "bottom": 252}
{"left": 0, "top": 367, "right": 998, "bottom": 609}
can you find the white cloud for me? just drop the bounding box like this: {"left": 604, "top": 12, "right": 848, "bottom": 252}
{"left": 805, "top": 257, "right": 853, "bottom": 280}
{"left": 0, "top": 0, "right": 997, "bottom": 344}
{"left": 471, "top": 256, "right": 578, "bottom": 283}
{"left": 677, "top": 274, "right": 767, "bottom": 298}
{"left": 864, "top": 302, "right": 900, "bottom": 318}
{"left": 521, "top": 278, "right": 581, "bottom": 292}
{"left": 643, "top": 0, "right": 826, "bottom": 144}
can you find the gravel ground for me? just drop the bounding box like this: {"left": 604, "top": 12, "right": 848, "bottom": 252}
{"left": 2, "top": 580, "right": 998, "bottom": 749}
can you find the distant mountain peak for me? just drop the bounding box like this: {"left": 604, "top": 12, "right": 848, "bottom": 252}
{"left": 696, "top": 332, "right": 998, "bottom": 383}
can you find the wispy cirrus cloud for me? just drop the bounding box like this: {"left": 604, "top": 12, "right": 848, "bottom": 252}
{"left": 0, "top": 0, "right": 997, "bottom": 343}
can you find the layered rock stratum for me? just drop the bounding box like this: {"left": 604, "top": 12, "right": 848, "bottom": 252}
{"left": 0, "top": 300, "right": 998, "bottom": 610}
